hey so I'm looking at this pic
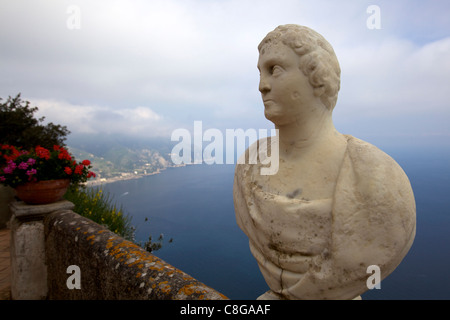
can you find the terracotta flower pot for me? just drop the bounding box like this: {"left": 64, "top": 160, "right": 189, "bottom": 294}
{"left": 14, "top": 179, "right": 71, "bottom": 205}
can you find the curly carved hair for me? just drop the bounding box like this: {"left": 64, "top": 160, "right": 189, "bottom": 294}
{"left": 258, "top": 24, "right": 341, "bottom": 111}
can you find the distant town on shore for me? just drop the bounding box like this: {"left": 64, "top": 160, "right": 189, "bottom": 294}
{"left": 67, "top": 134, "right": 180, "bottom": 186}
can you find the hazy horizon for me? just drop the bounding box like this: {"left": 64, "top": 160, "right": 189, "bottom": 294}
{"left": 1, "top": 0, "right": 449, "bottom": 152}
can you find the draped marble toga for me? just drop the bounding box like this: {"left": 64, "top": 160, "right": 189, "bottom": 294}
{"left": 233, "top": 134, "right": 416, "bottom": 300}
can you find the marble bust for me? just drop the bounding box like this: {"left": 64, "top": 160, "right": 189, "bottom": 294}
{"left": 233, "top": 24, "right": 416, "bottom": 300}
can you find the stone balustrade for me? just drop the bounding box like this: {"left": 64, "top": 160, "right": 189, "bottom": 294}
{"left": 9, "top": 200, "right": 228, "bottom": 300}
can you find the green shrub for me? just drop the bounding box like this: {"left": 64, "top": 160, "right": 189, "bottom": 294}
{"left": 64, "top": 186, "right": 135, "bottom": 241}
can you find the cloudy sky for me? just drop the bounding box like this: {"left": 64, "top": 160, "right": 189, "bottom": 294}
{"left": 1, "top": 0, "right": 449, "bottom": 150}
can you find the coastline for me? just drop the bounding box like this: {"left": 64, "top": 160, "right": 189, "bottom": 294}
{"left": 85, "top": 164, "right": 187, "bottom": 187}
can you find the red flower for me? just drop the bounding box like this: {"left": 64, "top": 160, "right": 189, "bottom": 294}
{"left": 74, "top": 165, "right": 84, "bottom": 175}
{"left": 35, "top": 146, "right": 51, "bottom": 160}
{"left": 1, "top": 145, "right": 22, "bottom": 162}
{"left": 58, "top": 150, "right": 72, "bottom": 161}
{"left": 82, "top": 160, "right": 91, "bottom": 166}
{"left": 87, "top": 171, "right": 96, "bottom": 178}
{"left": 64, "top": 167, "right": 72, "bottom": 175}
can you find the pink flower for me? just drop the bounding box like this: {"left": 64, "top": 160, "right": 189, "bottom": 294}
{"left": 3, "top": 161, "right": 16, "bottom": 174}
{"left": 3, "top": 167, "right": 13, "bottom": 174}
{"left": 18, "top": 162, "right": 28, "bottom": 170}
{"left": 27, "top": 158, "right": 36, "bottom": 166}
{"left": 26, "top": 168, "right": 37, "bottom": 176}
{"left": 6, "top": 160, "right": 16, "bottom": 170}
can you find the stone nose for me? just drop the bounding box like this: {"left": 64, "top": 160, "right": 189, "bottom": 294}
{"left": 259, "top": 75, "right": 271, "bottom": 94}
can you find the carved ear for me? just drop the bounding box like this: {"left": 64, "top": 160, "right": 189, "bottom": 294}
{"left": 314, "top": 85, "right": 326, "bottom": 97}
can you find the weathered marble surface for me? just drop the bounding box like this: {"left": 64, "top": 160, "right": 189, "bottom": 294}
{"left": 233, "top": 24, "right": 416, "bottom": 300}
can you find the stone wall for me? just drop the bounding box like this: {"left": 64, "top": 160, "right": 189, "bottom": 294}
{"left": 10, "top": 200, "right": 228, "bottom": 300}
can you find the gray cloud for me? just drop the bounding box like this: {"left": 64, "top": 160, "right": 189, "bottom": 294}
{"left": 1, "top": 0, "right": 449, "bottom": 147}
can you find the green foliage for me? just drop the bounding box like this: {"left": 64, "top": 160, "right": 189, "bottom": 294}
{"left": 64, "top": 186, "right": 170, "bottom": 253}
{"left": 64, "top": 186, "right": 135, "bottom": 241}
{"left": 0, "top": 93, "right": 70, "bottom": 149}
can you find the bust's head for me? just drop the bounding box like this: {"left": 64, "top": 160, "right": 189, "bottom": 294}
{"left": 258, "top": 25, "right": 341, "bottom": 112}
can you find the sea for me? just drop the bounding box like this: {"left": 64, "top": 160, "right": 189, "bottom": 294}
{"left": 99, "top": 145, "right": 450, "bottom": 300}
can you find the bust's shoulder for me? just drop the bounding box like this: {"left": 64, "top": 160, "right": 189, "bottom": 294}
{"left": 342, "top": 134, "right": 413, "bottom": 201}
{"left": 234, "top": 137, "right": 271, "bottom": 173}
{"left": 344, "top": 134, "right": 383, "bottom": 153}
{"left": 344, "top": 135, "right": 398, "bottom": 169}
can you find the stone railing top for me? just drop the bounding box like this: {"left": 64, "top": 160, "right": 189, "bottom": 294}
{"left": 10, "top": 200, "right": 74, "bottom": 221}
{"left": 44, "top": 208, "right": 229, "bottom": 300}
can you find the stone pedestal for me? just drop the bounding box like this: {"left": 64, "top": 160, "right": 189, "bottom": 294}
{"left": 9, "top": 200, "right": 74, "bottom": 300}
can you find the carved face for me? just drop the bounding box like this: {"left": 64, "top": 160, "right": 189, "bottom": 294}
{"left": 257, "top": 43, "right": 322, "bottom": 126}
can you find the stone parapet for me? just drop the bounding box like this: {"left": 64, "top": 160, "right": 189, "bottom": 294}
{"left": 8, "top": 200, "right": 227, "bottom": 300}
{"left": 44, "top": 209, "right": 228, "bottom": 300}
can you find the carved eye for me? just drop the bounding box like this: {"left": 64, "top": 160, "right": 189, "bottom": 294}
{"left": 271, "top": 65, "right": 282, "bottom": 76}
